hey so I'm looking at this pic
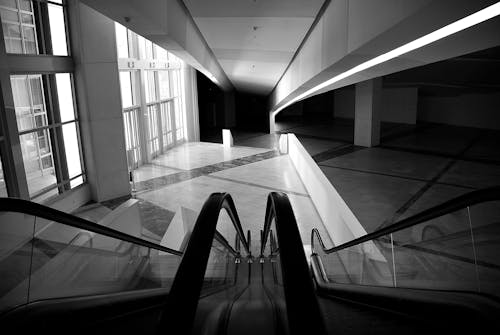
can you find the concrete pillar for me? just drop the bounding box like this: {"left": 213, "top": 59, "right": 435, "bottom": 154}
{"left": 269, "top": 112, "right": 276, "bottom": 134}
{"left": 183, "top": 66, "right": 200, "bottom": 142}
{"left": 354, "top": 78, "right": 382, "bottom": 147}
{"left": 69, "top": 1, "right": 130, "bottom": 202}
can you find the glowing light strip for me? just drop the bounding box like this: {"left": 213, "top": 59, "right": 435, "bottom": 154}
{"left": 273, "top": 2, "right": 500, "bottom": 115}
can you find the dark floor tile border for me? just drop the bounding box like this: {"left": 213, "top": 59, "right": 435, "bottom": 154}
{"left": 133, "top": 150, "right": 281, "bottom": 193}
{"left": 313, "top": 144, "right": 365, "bottom": 163}
{"left": 234, "top": 132, "right": 279, "bottom": 144}
{"left": 276, "top": 131, "right": 353, "bottom": 144}
{"left": 149, "top": 162, "right": 187, "bottom": 172}
{"left": 206, "top": 175, "right": 310, "bottom": 198}
{"left": 318, "top": 164, "right": 476, "bottom": 190}
{"left": 378, "top": 145, "right": 500, "bottom": 166}
{"left": 377, "top": 159, "right": 458, "bottom": 230}
{"left": 376, "top": 132, "right": 485, "bottom": 230}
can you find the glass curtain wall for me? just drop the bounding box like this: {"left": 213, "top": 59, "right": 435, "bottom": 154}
{"left": 0, "top": 0, "right": 85, "bottom": 202}
{"left": 115, "top": 22, "right": 187, "bottom": 170}
{"left": 0, "top": 0, "right": 68, "bottom": 55}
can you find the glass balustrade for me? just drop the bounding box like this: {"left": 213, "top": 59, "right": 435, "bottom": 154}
{"left": 312, "top": 200, "right": 500, "bottom": 298}
{"left": 0, "top": 211, "right": 182, "bottom": 314}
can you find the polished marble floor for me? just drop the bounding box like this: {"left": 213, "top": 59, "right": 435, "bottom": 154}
{"left": 95, "top": 120, "right": 499, "bottom": 253}
{"left": 273, "top": 117, "right": 500, "bottom": 233}
{"left": 124, "top": 142, "right": 332, "bottom": 254}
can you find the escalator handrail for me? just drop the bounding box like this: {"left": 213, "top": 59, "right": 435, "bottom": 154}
{"left": 261, "top": 192, "right": 326, "bottom": 335}
{"left": 311, "top": 186, "right": 500, "bottom": 255}
{"left": 0, "top": 197, "right": 182, "bottom": 256}
{"left": 158, "top": 192, "right": 250, "bottom": 334}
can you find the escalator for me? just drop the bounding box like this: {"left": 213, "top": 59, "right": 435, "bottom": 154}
{"left": 1, "top": 188, "right": 499, "bottom": 334}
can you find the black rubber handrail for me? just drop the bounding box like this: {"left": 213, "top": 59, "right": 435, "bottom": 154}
{"left": 261, "top": 192, "right": 326, "bottom": 335}
{"left": 311, "top": 186, "right": 500, "bottom": 255}
{"left": 157, "top": 192, "right": 250, "bottom": 334}
{"left": 0, "top": 197, "right": 182, "bottom": 256}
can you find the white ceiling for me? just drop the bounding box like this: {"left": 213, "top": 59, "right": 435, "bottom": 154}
{"left": 184, "top": 0, "right": 325, "bottom": 95}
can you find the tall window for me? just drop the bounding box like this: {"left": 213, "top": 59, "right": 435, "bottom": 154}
{"left": 115, "top": 23, "right": 188, "bottom": 168}
{"left": 10, "top": 73, "right": 84, "bottom": 201}
{"left": 0, "top": 0, "right": 37, "bottom": 53}
{"left": 115, "top": 22, "right": 129, "bottom": 58}
{"left": 0, "top": 0, "right": 68, "bottom": 55}
{"left": 0, "top": 0, "right": 83, "bottom": 202}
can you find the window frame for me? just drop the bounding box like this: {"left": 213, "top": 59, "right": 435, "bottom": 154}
{"left": 0, "top": 1, "right": 86, "bottom": 201}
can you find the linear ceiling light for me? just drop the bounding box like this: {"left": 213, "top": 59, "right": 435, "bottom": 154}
{"left": 273, "top": 1, "right": 500, "bottom": 115}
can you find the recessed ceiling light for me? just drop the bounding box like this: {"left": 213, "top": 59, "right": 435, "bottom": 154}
{"left": 273, "top": 2, "right": 500, "bottom": 115}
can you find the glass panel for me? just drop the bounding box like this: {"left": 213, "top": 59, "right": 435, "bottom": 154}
{"left": 147, "top": 105, "right": 159, "bottom": 157}
{"left": 19, "top": 0, "right": 31, "bottom": 12}
{"left": 62, "top": 122, "right": 82, "bottom": 179}
{"left": 145, "top": 40, "right": 153, "bottom": 59}
{"left": 392, "top": 208, "right": 477, "bottom": 291}
{"left": 314, "top": 231, "right": 394, "bottom": 286}
{"left": 48, "top": 3, "right": 67, "bottom": 55}
{"left": 0, "top": 212, "right": 35, "bottom": 313}
{"left": 123, "top": 107, "right": 141, "bottom": 169}
{"left": 0, "top": 158, "right": 6, "bottom": 196}
{"left": 70, "top": 175, "right": 83, "bottom": 189}
{"left": 1, "top": 9, "right": 19, "bottom": 22}
{"left": 2, "top": 22, "right": 22, "bottom": 53}
{"left": 0, "top": 0, "right": 38, "bottom": 54}
{"left": 0, "top": 0, "right": 17, "bottom": 9}
{"left": 158, "top": 71, "right": 170, "bottom": 99}
{"left": 159, "top": 101, "right": 173, "bottom": 149}
{"left": 115, "top": 22, "right": 129, "bottom": 58}
{"left": 29, "top": 76, "right": 43, "bottom": 105}
{"left": 19, "top": 131, "right": 57, "bottom": 198}
{"left": 11, "top": 75, "right": 47, "bottom": 133}
{"left": 28, "top": 219, "right": 181, "bottom": 301}
{"left": 155, "top": 44, "right": 168, "bottom": 60}
{"left": 21, "top": 13, "right": 33, "bottom": 24}
{"left": 22, "top": 25, "right": 36, "bottom": 54}
{"left": 55, "top": 73, "right": 76, "bottom": 122}
{"left": 200, "top": 209, "right": 244, "bottom": 296}
{"left": 119, "top": 71, "right": 134, "bottom": 108}
{"left": 174, "top": 97, "right": 184, "bottom": 141}
{"left": 144, "top": 71, "right": 156, "bottom": 103}
{"left": 469, "top": 201, "right": 500, "bottom": 297}
{"left": 137, "top": 35, "right": 146, "bottom": 59}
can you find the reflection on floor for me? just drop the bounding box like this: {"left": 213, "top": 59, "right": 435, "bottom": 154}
{"left": 275, "top": 118, "right": 500, "bottom": 233}
{"left": 93, "top": 120, "right": 499, "bottom": 252}
{"left": 100, "top": 142, "right": 332, "bottom": 255}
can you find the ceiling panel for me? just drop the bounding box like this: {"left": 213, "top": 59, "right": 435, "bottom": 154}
{"left": 184, "top": 0, "right": 326, "bottom": 95}
{"left": 194, "top": 17, "right": 313, "bottom": 52}
{"left": 213, "top": 49, "right": 293, "bottom": 63}
{"left": 184, "top": 0, "right": 324, "bottom": 18}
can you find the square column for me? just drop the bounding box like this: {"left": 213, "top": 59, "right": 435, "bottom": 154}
{"left": 354, "top": 78, "right": 382, "bottom": 147}
{"left": 69, "top": 1, "right": 130, "bottom": 201}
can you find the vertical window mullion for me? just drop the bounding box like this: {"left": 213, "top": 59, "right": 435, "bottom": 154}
{"left": 34, "top": 0, "right": 49, "bottom": 54}
{"left": 45, "top": 74, "right": 69, "bottom": 192}
{"left": 68, "top": 73, "right": 85, "bottom": 182}
{"left": 62, "top": 0, "right": 71, "bottom": 56}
